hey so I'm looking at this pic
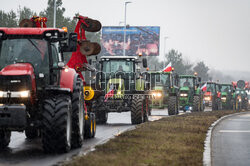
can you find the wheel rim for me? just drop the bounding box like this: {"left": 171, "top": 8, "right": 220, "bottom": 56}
{"left": 90, "top": 118, "right": 93, "bottom": 134}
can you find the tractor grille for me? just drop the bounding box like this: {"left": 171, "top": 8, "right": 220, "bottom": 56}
{"left": 0, "top": 75, "right": 32, "bottom": 91}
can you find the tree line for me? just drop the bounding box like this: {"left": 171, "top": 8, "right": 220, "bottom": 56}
{"left": 0, "top": 0, "right": 232, "bottom": 83}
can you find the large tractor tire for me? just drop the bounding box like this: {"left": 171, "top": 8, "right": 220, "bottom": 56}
{"left": 143, "top": 99, "right": 149, "bottom": 122}
{"left": 212, "top": 97, "right": 217, "bottom": 111}
{"left": 71, "top": 78, "right": 85, "bottom": 149}
{"left": 192, "top": 96, "right": 200, "bottom": 112}
{"left": 92, "top": 100, "right": 108, "bottom": 124}
{"left": 84, "top": 113, "right": 96, "bottom": 138}
{"left": 168, "top": 96, "right": 178, "bottom": 115}
{"left": 25, "top": 127, "right": 39, "bottom": 139}
{"left": 0, "top": 130, "right": 11, "bottom": 149}
{"left": 41, "top": 95, "right": 72, "bottom": 153}
{"left": 131, "top": 98, "right": 144, "bottom": 124}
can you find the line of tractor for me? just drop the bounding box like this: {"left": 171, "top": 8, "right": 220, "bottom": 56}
{"left": 0, "top": 15, "right": 249, "bottom": 154}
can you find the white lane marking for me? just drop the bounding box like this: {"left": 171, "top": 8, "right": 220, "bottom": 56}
{"left": 229, "top": 119, "right": 250, "bottom": 121}
{"left": 219, "top": 130, "right": 250, "bottom": 133}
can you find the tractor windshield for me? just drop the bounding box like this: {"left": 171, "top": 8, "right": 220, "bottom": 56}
{"left": 221, "top": 85, "right": 231, "bottom": 92}
{"left": 0, "top": 38, "right": 49, "bottom": 73}
{"left": 102, "top": 60, "right": 134, "bottom": 73}
{"left": 151, "top": 73, "right": 170, "bottom": 87}
{"left": 179, "top": 77, "right": 194, "bottom": 87}
{"left": 206, "top": 83, "right": 215, "bottom": 92}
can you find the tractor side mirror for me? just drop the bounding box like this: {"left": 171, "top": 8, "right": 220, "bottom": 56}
{"left": 142, "top": 58, "right": 147, "bottom": 68}
{"left": 62, "top": 33, "right": 77, "bottom": 52}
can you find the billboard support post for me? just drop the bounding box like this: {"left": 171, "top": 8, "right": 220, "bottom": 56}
{"left": 124, "top": 1, "right": 132, "bottom": 56}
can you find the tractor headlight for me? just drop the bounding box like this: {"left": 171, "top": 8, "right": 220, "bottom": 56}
{"left": 19, "top": 91, "right": 30, "bottom": 98}
{"left": 0, "top": 90, "right": 30, "bottom": 98}
{"left": 180, "top": 93, "right": 188, "bottom": 97}
{"left": 204, "top": 96, "right": 211, "bottom": 101}
{"left": 221, "top": 97, "right": 227, "bottom": 102}
{"left": 0, "top": 91, "right": 3, "bottom": 98}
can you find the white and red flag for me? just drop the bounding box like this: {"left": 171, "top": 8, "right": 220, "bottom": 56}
{"left": 201, "top": 82, "right": 207, "bottom": 91}
{"left": 162, "top": 62, "right": 172, "bottom": 72}
{"left": 104, "top": 84, "right": 114, "bottom": 102}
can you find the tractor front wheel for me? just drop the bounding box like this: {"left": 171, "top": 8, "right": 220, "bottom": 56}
{"left": 168, "top": 96, "right": 178, "bottom": 115}
{"left": 193, "top": 96, "right": 200, "bottom": 112}
{"left": 71, "top": 78, "right": 85, "bottom": 149}
{"left": 0, "top": 130, "right": 11, "bottom": 149}
{"left": 41, "top": 95, "right": 72, "bottom": 153}
{"left": 84, "top": 113, "right": 96, "bottom": 139}
{"left": 131, "top": 98, "right": 144, "bottom": 124}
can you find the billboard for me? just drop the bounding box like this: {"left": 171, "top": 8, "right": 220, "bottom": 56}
{"left": 101, "top": 26, "right": 160, "bottom": 56}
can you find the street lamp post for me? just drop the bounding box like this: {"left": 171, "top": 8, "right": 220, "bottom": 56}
{"left": 123, "top": 1, "right": 132, "bottom": 56}
{"left": 163, "top": 36, "right": 169, "bottom": 67}
{"left": 53, "top": 0, "right": 56, "bottom": 28}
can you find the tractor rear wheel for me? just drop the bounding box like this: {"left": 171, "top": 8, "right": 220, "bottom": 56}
{"left": 193, "top": 96, "right": 200, "bottom": 112}
{"left": 168, "top": 96, "right": 177, "bottom": 115}
{"left": 143, "top": 99, "right": 149, "bottom": 122}
{"left": 41, "top": 95, "right": 72, "bottom": 153}
{"left": 131, "top": 98, "right": 144, "bottom": 124}
{"left": 93, "top": 100, "right": 108, "bottom": 124}
{"left": 71, "top": 78, "right": 85, "bottom": 149}
{"left": 84, "top": 113, "right": 96, "bottom": 138}
{"left": 0, "top": 130, "right": 11, "bottom": 149}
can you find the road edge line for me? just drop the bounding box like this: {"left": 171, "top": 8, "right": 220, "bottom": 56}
{"left": 203, "top": 111, "right": 248, "bottom": 166}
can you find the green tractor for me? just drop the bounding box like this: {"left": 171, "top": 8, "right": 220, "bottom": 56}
{"left": 220, "top": 83, "right": 235, "bottom": 110}
{"left": 91, "top": 56, "right": 149, "bottom": 124}
{"left": 148, "top": 70, "right": 179, "bottom": 115}
{"left": 235, "top": 80, "right": 248, "bottom": 110}
{"left": 178, "top": 74, "right": 204, "bottom": 112}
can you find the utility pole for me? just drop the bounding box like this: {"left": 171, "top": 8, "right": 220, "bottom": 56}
{"left": 123, "top": 1, "right": 132, "bottom": 56}
{"left": 53, "top": 0, "right": 56, "bottom": 28}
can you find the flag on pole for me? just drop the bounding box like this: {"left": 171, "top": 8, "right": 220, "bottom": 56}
{"left": 162, "top": 62, "right": 172, "bottom": 72}
{"left": 104, "top": 84, "right": 114, "bottom": 102}
{"left": 201, "top": 82, "right": 207, "bottom": 91}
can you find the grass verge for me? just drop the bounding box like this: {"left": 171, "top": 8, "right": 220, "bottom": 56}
{"left": 64, "top": 110, "right": 245, "bottom": 166}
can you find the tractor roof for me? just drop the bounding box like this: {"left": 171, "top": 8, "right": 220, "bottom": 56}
{"left": 0, "top": 27, "right": 65, "bottom": 35}
{"left": 100, "top": 56, "right": 138, "bottom": 60}
{"left": 179, "top": 75, "right": 196, "bottom": 78}
{"left": 221, "top": 83, "right": 232, "bottom": 86}
{"left": 147, "top": 71, "right": 171, "bottom": 74}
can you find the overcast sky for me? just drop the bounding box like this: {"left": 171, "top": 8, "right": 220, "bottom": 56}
{"left": 1, "top": 0, "right": 250, "bottom": 72}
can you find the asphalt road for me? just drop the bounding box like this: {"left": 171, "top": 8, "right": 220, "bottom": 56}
{"left": 212, "top": 112, "right": 250, "bottom": 166}
{"left": 0, "top": 109, "right": 169, "bottom": 166}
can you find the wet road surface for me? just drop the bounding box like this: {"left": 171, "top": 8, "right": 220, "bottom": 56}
{"left": 0, "top": 109, "right": 170, "bottom": 166}
{"left": 212, "top": 112, "right": 250, "bottom": 166}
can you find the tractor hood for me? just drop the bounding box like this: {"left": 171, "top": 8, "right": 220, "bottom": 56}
{"left": 0, "top": 63, "right": 35, "bottom": 76}
{"left": 0, "top": 63, "right": 36, "bottom": 92}
{"left": 221, "top": 92, "right": 228, "bottom": 96}
{"left": 180, "top": 86, "right": 190, "bottom": 91}
{"left": 152, "top": 85, "right": 164, "bottom": 91}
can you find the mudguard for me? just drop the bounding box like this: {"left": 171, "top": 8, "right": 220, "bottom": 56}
{"left": 60, "top": 67, "right": 78, "bottom": 93}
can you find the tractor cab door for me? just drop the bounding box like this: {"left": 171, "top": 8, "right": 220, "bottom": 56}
{"left": 49, "top": 43, "right": 61, "bottom": 85}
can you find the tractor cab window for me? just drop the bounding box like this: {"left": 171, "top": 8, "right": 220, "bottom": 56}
{"left": 151, "top": 73, "right": 170, "bottom": 87}
{"left": 221, "top": 85, "right": 231, "bottom": 92}
{"left": 179, "top": 77, "right": 194, "bottom": 87}
{"left": 0, "top": 38, "right": 49, "bottom": 74}
{"left": 102, "top": 59, "right": 134, "bottom": 73}
{"left": 51, "top": 44, "right": 60, "bottom": 67}
{"left": 206, "top": 83, "right": 215, "bottom": 93}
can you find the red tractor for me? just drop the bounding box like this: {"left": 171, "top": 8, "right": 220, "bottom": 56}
{"left": 0, "top": 16, "right": 101, "bottom": 153}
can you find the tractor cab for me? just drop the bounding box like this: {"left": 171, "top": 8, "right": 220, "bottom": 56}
{"left": 220, "top": 84, "right": 235, "bottom": 110}
{"left": 178, "top": 75, "right": 203, "bottom": 112}
{"left": 203, "top": 81, "right": 222, "bottom": 110}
